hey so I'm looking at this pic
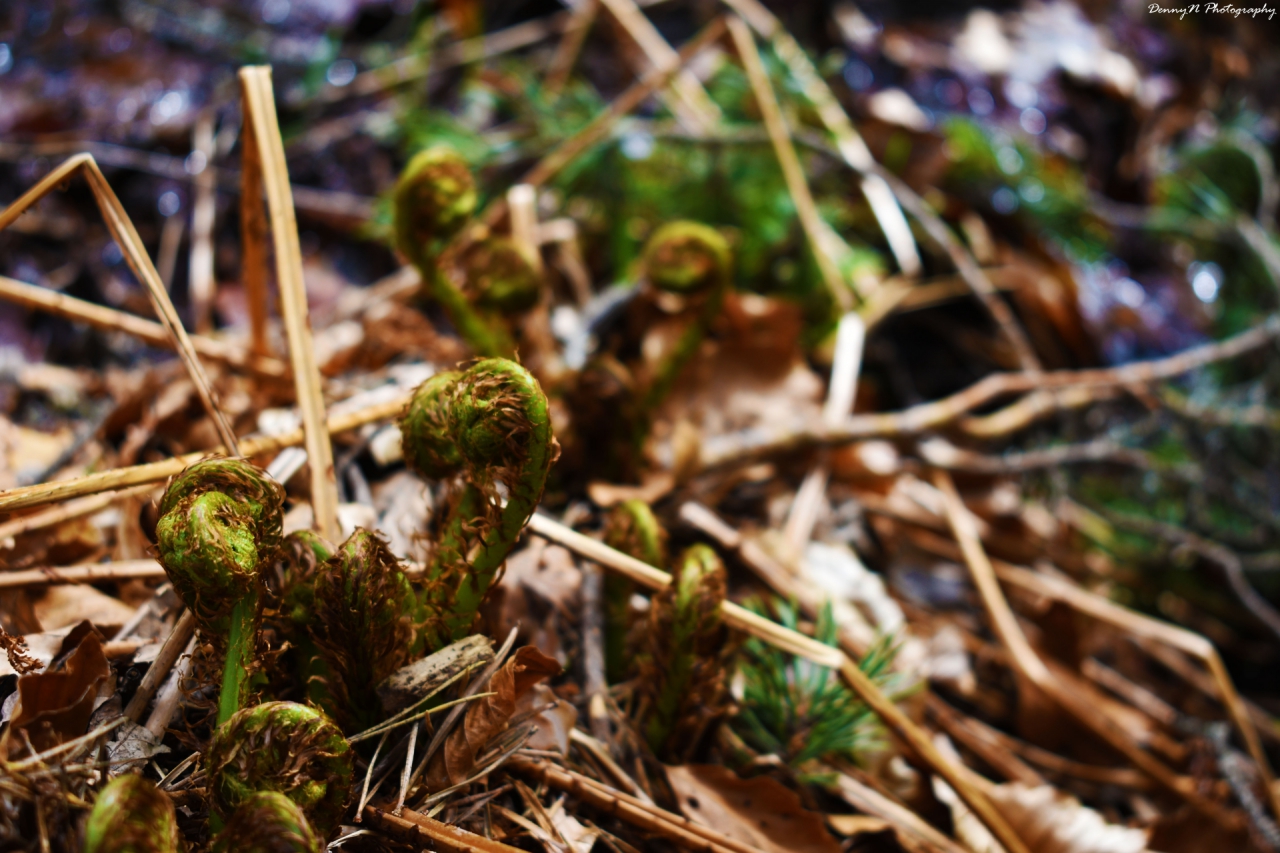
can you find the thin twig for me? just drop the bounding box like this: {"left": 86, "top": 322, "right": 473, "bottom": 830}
{"left": 0, "top": 393, "right": 408, "bottom": 514}
{"left": 240, "top": 67, "right": 341, "bottom": 543}
{"left": 123, "top": 610, "right": 197, "bottom": 724}
{"left": 0, "top": 561, "right": 165, "bottom": 590}
{"left": 0, "top": 275, "right": 287, "bottom": 378}
{"left": 364, "top": 805, "right": 528, "bottom": 853}
{"left": 509, "top": 757, "right": 768, "bottom": 853}
{"left": 543, "top": 0, "right": 599, "bottom": 96}
{"left": 697, "top": 313, "right": 1280, "bottom": 468}
{"left": 727, "top": 16, "right": 850, "bottom": 310}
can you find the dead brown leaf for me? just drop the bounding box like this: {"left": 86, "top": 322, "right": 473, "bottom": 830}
{"left": 665, "top": 764, "right": 842, "bottom": 853}
{"left": 6, "top": 627, "right": 110, "bottom": 755}
{"left": 426, "top": 645, "right": 561, "bottom": 789}
{"left": 33, "top": 584, "right": 137, "bottom": 633}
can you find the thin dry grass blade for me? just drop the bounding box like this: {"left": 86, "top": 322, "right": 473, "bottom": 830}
{"left": 240, "top": 66, "right": 341, "bottom": 542}
{"left": 727, "top": 16, "right": 851, "bottom": 311}
{"left": 598, "top": 0, "right": 721, "bottom": 133}
{"left": 0, "top": 275, "right": 287, "bottom": 378}
{"left": 0, "top": 394, "right": 407, "bottom": 513}
{"left": 543, "top": 0, "right": 598, "bottom": 96}
{"left": 0, "top": 154, "right": 240, "bottom": 453}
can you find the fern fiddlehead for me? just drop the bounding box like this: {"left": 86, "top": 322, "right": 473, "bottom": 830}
{"left": 393, "top": 146, "right": 519, "bottom": 357}
{"left": 154, "top": 458, "right": 284, "bottom": 725}
{"left": 635, "top": 543, "right": 731, "bottom": 762}
{"left": 207, "top": 701, "right": 353, "bottom": 839}
{"left": 602, "top": 499, "right": 668, "bottom": 683}
{"left": 211, "top": 791, "right": 323, "bottom": 853}
{"left": 309, "top": 528, "right": 419, "bottom": 732}
{"left": 83, "top": 774, "right": 180, "bottom": 853}
{"left": 400, "top": 357, "right": 557, "bottom": 649}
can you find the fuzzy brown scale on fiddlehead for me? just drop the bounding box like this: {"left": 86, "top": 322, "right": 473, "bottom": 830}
{"left": 309, "top": 528, "right": 419, "bottom": 733}
{"left": 207, "top": 701, "right": 353, "bottom": 840}
{"left": 211, "top": 791, "right": 323, "bottom": 853}
{"left": 633, "top": 543, "right": 733, "bottom": 763}
{"left": 400, "top": 358, "right": 557, "bottom": 649}
{"left": 82, "top": 774, "right": 180, "bottom": 853}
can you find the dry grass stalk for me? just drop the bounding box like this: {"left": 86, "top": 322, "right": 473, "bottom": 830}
{"left": 727, "top": 16, "right": 851, "bottom": 311}
{"left": 931, "top": 470, "right": 1235, "bottom": 827}
{"left": 0, "top": 394, "right": 407, "bottom": 513}
{"left": 188, "top": 112, "right": 218, "bottom": 334}
{"left": 507, "top": 184, "right": 542, "bottom": 273}
{"left": 0, "top": 483, "right": 155, "bottom": 543}
{"left": 364, "top": 804, "right": 528, "bottom": 853}
{"left": 598, "top": 0, "right": 721, "bottom": 133}
{"left": 509, "top": 756, "right": 767, "bottom": 853}
{"left": 123, "top": 610, "right": 197, "bottom": 723}
{"left": 240, "top": 66, "right": 342, "bottom": 543}
{"left": 699, "top": 313, "right": 1280, "bottom": 467}
{"left": 0, "top": 560, "right": 165, "bottom": 589}
{"left": 0, "top": 275, "right": 287, "bottom": 378}
{"left": 831, "top": 770, "right": 970, "bottom": 853}
{"left": 543, "top": 0, "right": 599, "bottom": 96}
{"left": 0, "top": 153, "right": 240, "bottom": 453}
{"left": 524, "top": 513, "right": 1032, "bottom": 853}
{"left": 718, "top": 0, "right": 923, "bottom": 279}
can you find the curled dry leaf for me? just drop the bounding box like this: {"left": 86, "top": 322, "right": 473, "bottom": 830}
{"left": 426, "top": 645, "right": 561, "bottom": 790}
{"left": 665, "top": 764, "right": 842, "bottom": 853}
{"left": 6, "top": 629, "right": 110, "bottom": 755}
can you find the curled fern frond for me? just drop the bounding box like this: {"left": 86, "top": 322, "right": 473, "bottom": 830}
{"left": 208, "top": 701, "right": 353, "bottom": 840}
{"left": 400, "top": 357, "right": 557, "bottom": 649}
{"left": 83, "top": 774, "right": 180, "bottom": 853}
{"left": 154, "top": 457, "right": 284, "bottom": 724}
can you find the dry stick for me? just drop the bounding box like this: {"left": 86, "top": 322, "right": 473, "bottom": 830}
{"left": 727, "top": 16, "right": 850, "bottom": 311}
{"left": 0, "top": 394, "right": 407, "bottom": 513}
{"left": 188, "top": 112, "right": 217, "bottom": 334}
{"left": 507, "top": 184, "right": 542, "bottom": 273}
{"left": 697, "top": 314, "right": 1280, "bottom": 468}
{"left": 0, "top": 154, "right": 240, "bottom": 454}
{"left": 718, "top": 0, "right": 921, "bottom": 279}
{"left": 240, "top": 67, "right": 341, "bottom": 543}
{"left": 781, "top": 312, "right": 864, "bottom": 559}
{"left": 930, "top": 470, "right": 1234, "bottom": 827}
{"left": 509, "top": 757, "right": 767, "bottom": 853}
{"left": 122, "top": 610, "right": 197, "bottom": 724}
{"left": 0, "top": 275, "right": 288, "bottom": 379}
{"left": 829, "top": 771, "right": 970, "bottom": 853}
{"left": 524, "top": 513, "right": 1031, "bottom": 853}
{"left": 0, "top": 483, "right": 156, "bottom": 543}
{"left": 145, "top": 633, "right": 198, "bottom": 738}
{"left": 0, "top": 560, "right": 165, "bottom": 590}
{"left": 598, "top": 0, "right": 721, "bottom": 134}
{"left": 543, "top": 0, "right": 599, "bottom": 96}
{"left": 364, "top": 805, "right": 528, "bottom": 853}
